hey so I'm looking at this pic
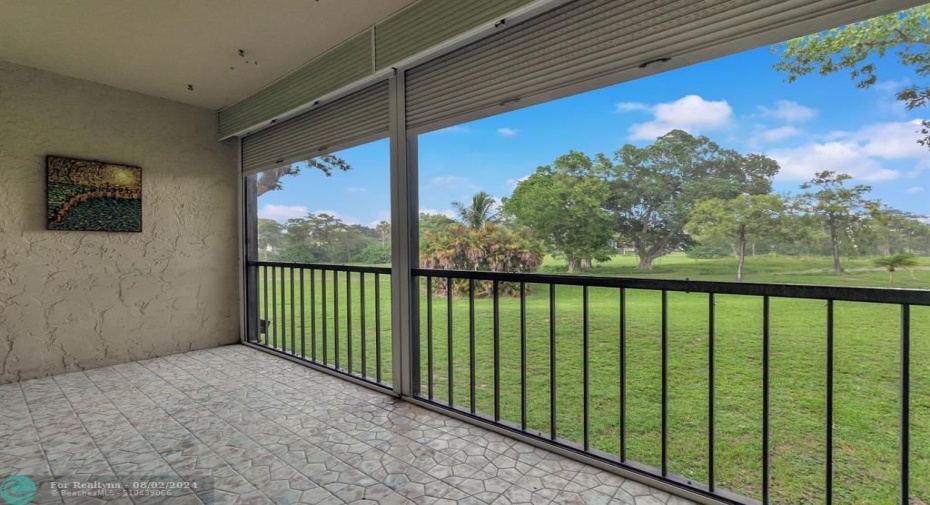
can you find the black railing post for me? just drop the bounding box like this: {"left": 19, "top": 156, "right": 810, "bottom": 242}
{"left": 469, "top": 279, "right": 476, "bottom": 414}
{"left": 281, "top": 264, "right": 287, "bottom": 351}
{"left": 300, "top": 268, "right": 306, "bottom": 358}
{"left": 447, "top": 277, "right": 454, "bottom": 407}
{"left": 583, "top": 285, "right": 590, "bottom": 451}
{"left": 901, "top": 304, "right": 910, "bottom": 505}
{"left": 322, "top": 268, "right": 328, "bottom": 365}
{"left": 620, "top": 287, "right": 627, "bottom": 462}
{"left": 310, "top": 269, "right": 317, "bottom": 362}
{"left": 360, "top": 273, "right": 367, "bottom": 378}
{"left": 375, "top": 273, "right": 382, "bottom": 383}
{"left": 661, "top": 290, "right": 668, "bottom": 476}
{"left": 263, "top": 266, "right": 269, "bottom": 345}
{"left": 493, "top": 280, "right": 501, "bottom": 422}
{"left": 334, "top": 270, "right": 340, "bottom": 369}
{"left": 271, "top": 266, "right": 277, "bottom": 349}
{"left": 826, "top": 299, "right": 834, "bottom": 504}
{"left": 520, "top": 282, "right": 527, "bottom": 431}
{"left": 708, "top": 292, "right": 715, "bottom": 492}
{"left": 347, "top": 271, "right": 353, "bottom": 374}
{"left": 763, "top": 295, "right": 771, "bottom": 503}
{"left": 661, "top": 289, "right": 668, "bottom": 476}
{"left": 550, "top": 283, "right": 557, "bottom": 441}
{"left": 290, "top": 267, "right": 296, "bottom": 355}
{"left": 427, "top": 276, "right": 434, "bottom": 400}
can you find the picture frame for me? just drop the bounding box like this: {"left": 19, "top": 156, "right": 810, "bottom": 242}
{"left": 46, "top": 155, "right": 142, "bottom": 232}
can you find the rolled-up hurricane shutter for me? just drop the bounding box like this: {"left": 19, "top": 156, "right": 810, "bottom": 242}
{"left": 405, "top": 0, "right": 900, "bottom": 132}
{"left": 242, "top": 81, "right": 390, "bottom": 175}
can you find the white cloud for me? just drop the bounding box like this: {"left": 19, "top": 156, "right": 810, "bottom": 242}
{"left": 823, "top": 121, "right": 930, "bottom": 159}
{"left": 505, "top": 175, "right": 530, "bottom": 188}
{"left": 420, "top": 208, "right": 456, "bottom": 219}
{"left": 768, "top": 142, "right": 899, "bottom": 182}
{"left": 430, "top": 175, "right": 477, "bottom": 189}
{"left": 367, "top": 211, "right": 392, "bottom": 228}
{"left": 257, "top": 205, "right": 364, "bottom": 225}
{"left": 907, "top": 186, "right": 925, "bottom": 194}
{"left": 907, "top": 161, "right": 930, "bottom": 179}
{"left": 823, "top": 130, "right": 849, "bottom": 141}
{"left": 875, "top": 79, "right": 909, "bottom": 94}
{"left": 619, "top": 95, "right": 733, "bottom": 140}
{"left": 874, "top": 79, "right": 910, "bottom": 116}
{"left": 854, "top": 120, "right": 927, "bottom": 159}
{"left": 756, "top": 125, "right": 801, "bottom": 143}
{"left": 616, "top": 102, "right": 649, "bottom": 112}
{"left": 768, "top": 119, "right": 930, "bottom": 182}
{"left": 345, "top": 186, "right": 368, "bottom": 194}
{"left": 757, "top": 100, "right": 817, "bottom": 122}
{"left": 258, "top": 204, "right": 308, "bottom": 222}
{"left": 497, "top": 127, "right": 518, "bottom": 137}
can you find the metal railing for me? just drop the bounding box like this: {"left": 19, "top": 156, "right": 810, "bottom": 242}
{"left": 412, "top": 268, "right": 929, "bottom": 505}
{"left": 245, "top": 260, "right": 927, "bottom": 503}
{"left": 248, "top": 261, "right": 392, "bottom": 389}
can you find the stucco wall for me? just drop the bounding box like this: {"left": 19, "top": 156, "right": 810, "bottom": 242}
{"left": 0, "top": 62, "right": 240, "bottom": 383}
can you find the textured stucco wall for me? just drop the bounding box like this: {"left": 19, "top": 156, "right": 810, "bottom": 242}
{"left": 0, "top": 62, "right": 240, "bottom": 383}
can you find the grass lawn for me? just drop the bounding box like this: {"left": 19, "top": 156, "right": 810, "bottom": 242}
{"left": 256, "top": 255, "right": 929, "bottom": 504}
{"left": 542, "top": 252, "right": 930, "bottom": 289}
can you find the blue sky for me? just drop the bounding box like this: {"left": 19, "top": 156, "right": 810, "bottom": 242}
{"left": 258, "top": 41, "right": 930, "bottom": 226}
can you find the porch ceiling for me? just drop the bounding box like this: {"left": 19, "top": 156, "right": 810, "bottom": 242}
{"left": 0, "top": 0, "right": 414, "bottom": 109}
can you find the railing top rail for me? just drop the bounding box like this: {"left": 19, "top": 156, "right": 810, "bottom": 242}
{"left": 413, "top": 268, "right": 930, "bottom": 306}
{"left": 251, "top": 260, "right": 391, "bottom": 275}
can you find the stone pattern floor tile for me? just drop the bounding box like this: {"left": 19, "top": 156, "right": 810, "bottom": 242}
{"left": 0, "top": 346, "right": 697, "bottom": 505}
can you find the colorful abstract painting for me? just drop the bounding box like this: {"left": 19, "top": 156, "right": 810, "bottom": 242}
{"left": 46, "top": 156, "right": 142, "bottom": 232}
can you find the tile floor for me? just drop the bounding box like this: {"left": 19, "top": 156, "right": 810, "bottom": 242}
{"left": 0, "top": 345, "right": 696, "bottom": 505}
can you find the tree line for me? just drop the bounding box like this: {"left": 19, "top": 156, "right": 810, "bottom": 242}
{"left": 256, "top": 129, "right": 929, "bottom": 282}
{"left": 257, "top": 214, "right": 392, "bottom": 264}
{"left": 500, "top": 130, "right": 928, "bottom": 280}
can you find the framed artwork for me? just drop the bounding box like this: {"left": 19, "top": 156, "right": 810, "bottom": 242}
{"left": 46, "top": 156, "right": 142, "bottom": 232}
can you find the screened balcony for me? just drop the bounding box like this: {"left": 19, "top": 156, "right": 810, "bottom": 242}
{"left": 1, "top": 0, "right": 927, "bottom": 504}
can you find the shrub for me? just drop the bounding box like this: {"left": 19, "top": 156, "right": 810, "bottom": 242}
{"left": 420, "top": 222, "right": 544, "bottom": 297}
{"left": 355, "top": 242, "right": 392, "bottom": 265}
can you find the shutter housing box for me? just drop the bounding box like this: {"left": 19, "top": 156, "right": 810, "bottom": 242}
{"left": 405, "top": 0, "right": 912, "bottom": 133}
{"left": 241, "top": 81, "right": 390, "bottom": 175}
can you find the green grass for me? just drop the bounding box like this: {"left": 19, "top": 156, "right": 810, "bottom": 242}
{"left": 256, "top": 256, "right": 929, "bottom": 504}
{"left": 542, "top": 252, "right": 930, "bottom": 289}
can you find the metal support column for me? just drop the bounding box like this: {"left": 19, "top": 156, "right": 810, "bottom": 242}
{"left": 241, "top": 139, "right": 260, "bottom": 343}
{"left": 389, "top": 69, "right": 419, "bottom": 396}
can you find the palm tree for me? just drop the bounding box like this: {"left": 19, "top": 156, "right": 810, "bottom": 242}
{"left": 872, "top": 253, "right": 918, "bottom": 287}
{"left": 452, "top": 191, "right": 500, "bottom": 229}
{"left": 419, "top": 222, "right": 544, "bottom": 297}
{"left": 375, "top": 220, "right": 391, "bottom": 246}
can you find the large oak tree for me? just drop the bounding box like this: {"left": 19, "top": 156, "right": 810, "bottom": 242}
{"left": 503, "top": 151, "right": 614, "bottom": 272}
{"left": 600, "top": 130, "right": 780, "bottom": 269}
